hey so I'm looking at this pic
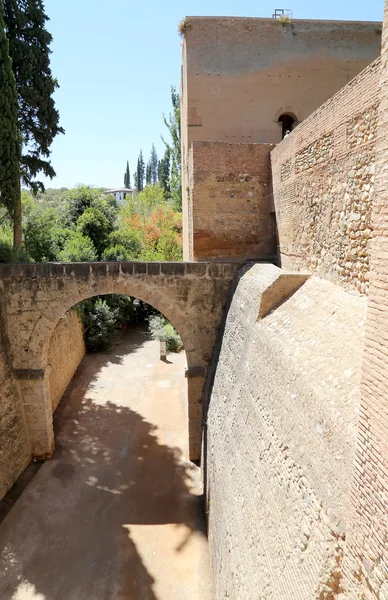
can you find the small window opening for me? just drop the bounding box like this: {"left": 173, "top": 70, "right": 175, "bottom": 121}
{"left": 278, "top": 113, "right": 296, "bottom": 139}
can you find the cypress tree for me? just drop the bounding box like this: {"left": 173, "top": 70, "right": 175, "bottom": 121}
{"left": 134, "top": 150, "right": 145, "bottom": 192}
{"left": 124, "top": 160, "right": 130, "bottom": 188}
{"left": 149, "top": 143, "right": 158, "bottom": 184}
{"left": 161, "top": 86, "right": 181, "bottom": 209}
{"left": 158, "top": 148, "right": 170, "bottom": 196}
{"left": 145, "top": 162, "right": 151, "bottom": 185}
{"left": 3, "top": 0, "right": 64, "bottom": 195}
{"left": 0, "top": 2, "right": 20, "bottom": 235}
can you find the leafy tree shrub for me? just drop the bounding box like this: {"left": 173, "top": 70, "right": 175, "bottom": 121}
{"left": 23, "top": 205, "right": 62, "bottom": 262}
{"left": 58, "top": 231, "right": 97, "bottom": 262}
{"left": 78, "top": 299, "right": 118, "bottom": 353}
{"left": 101, "top": 245, "right": 133, "bottom": 261}
{"left": 148, "top": 315, "right": 183, "bottom": 352}
{"left": 76, "top": 207, "right": 113, "bottom": 258}
{"left": 0, "top": 239, "right": 29, "bottom": 263}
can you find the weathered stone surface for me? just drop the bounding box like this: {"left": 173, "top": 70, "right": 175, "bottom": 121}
{"left": 272, "top": 58, "right": 381, "bottom": 294}
{"left": 205, "top": 263, "right": 367, "bottom": 600}
{"left": 48, "top": 310, "right": 85, "bottom": 413}
{"left": 0, "top": 260, "right": 242, "bottom": 463}
{"left": 0, "top": 323, "right": 30, "bottom": 501}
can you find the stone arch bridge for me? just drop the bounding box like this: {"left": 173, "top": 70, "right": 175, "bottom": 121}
{"left": 0, "top": 260, "right": 243, "bottom": 461}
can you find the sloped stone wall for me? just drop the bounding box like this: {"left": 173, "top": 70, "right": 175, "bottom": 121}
{"left": 205, "top": 263, "right": 367, "bottom": 600}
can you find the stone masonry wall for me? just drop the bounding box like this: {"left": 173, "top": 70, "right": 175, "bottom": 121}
{"left": 341, "top": 2, "right": 388, "bottom": 597}
{"left": 271, "top": 58, "right": 381, "bottom": 294}
{"left": 0, "top": 325, "right": 30, "bottom": 501}
{"left": 48, "top": 310, "right": 85, "bottom": 413}
{"left": 187, "top": 141, "right": 276, "bottom": 260}
{"left": 205, "top": 263, "right": 367, "bottom": 600}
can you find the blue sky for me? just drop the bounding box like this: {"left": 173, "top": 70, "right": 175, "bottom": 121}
{"left": 42, "top": 0, "right": 384, "bottom": 190}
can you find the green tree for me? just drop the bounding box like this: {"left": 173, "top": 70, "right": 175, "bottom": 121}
{"left": 64, "top": 186, "right": 101, "bottom": 225}
{"left": 3, "top": 0, "right": 64, "bottom": 195}
{"left": 58, "top": 230, "right": 97, "bottom": 262}
{"left": 158, "top": 148, "right": 170, "bottom": 196}
{"left": 133, "top": 150, "right": 145, "bottom": 192}
{"left": 124, "top": 160, "right": 131, "bottom": 188}
{"left": 0, "top": 3, "right": 20, "bottom": 244}
{"left": 145, "top": 162, "right": 151, "bottom": 186}
{"left": 23, "top": 203, "right": 63, "bottom": 261}
{"left": 162, "top": 86, "right": 181, "bottom": 210}
{"left": 78, "top": 299, "right": 118, "bottom": 353}
{"left": 149, "top": 143, "right": 158, "bottom": 184}
{"left": 76, "top": 207, "right": 114, "bottom": 258}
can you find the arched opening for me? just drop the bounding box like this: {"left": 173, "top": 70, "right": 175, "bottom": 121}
{"left": 46, "top": 293, "right": 190, "bottom": 452}
{"left": 4, "top": 294, "right": 212, "bottom": 598}
{"left": 278, "top": 113, "right": 297, "bottom": 139}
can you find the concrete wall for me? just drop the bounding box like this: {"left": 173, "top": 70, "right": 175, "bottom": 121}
{"left": 181, "top": 17, "right": 381, "bottom": 261}
{"left": 341, "top": 2, "right": 388, "bottom": 597}
{"left": 0, "top": 327, "right": 30, "bottom": 501}
{"left": 186, "top": 141, "right": 276, "bottom": 260}
{"left": 271, "top": 58, "right": 381, "bottom": 293}
{"left": 205, "top": 263, "right": 367, "bottom": 600}
{"left": 48, "top": 310, "right": 85, "bottom": 413}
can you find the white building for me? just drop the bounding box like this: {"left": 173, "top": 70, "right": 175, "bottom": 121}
{"left": 102, "top": 187, "right": 133, "bottom": 203}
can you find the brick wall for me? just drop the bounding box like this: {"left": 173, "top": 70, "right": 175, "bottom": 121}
{"left": 0, "top": 327, "right": 30, "bottom": 501}
{"left": 48, "top": 310, "right": 85, "bottom": 413}
{"left": 205, "top": 264, "right": 367, "bottom": 600}
{"left": 186, "top": 141, "right": 276, "bottom": 260}
{"left": 341, "top": 2, "right": 388, "bottom": 598}
{"left": 271, "top": 58, "right": 381, "bottom": 293}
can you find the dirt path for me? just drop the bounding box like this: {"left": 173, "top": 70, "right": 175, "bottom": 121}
{"left": 0, "top": 326, "right": 213, "bottom": 600}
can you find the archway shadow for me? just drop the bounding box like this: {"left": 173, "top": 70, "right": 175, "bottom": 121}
{"left": 0, "top": 327, "right": 206, "bottom": 600}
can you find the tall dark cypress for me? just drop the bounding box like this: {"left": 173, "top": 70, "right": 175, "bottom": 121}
{"left": 0, "top": 1, "right": 20, "bottom": 237}
{"left": 149, "top": 143, "right": 158, "bottom": 184}
{"left": 124, "top": 160, "right": 130, "bottom": 188}
{"left": 3, "top": 0, "right": 64, "bottom": 194}
{"left": 135, "top": 150, "right": 145, "bottom": 192}
{"left": 158, "top": 148, "right": 170, "bottom": 196}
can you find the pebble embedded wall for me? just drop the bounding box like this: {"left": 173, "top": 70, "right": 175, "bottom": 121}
{"left": 271, "top": 59, "right": 381, "bottom": 293}
{"left": 186, "top": 141, "right": 276, "bottom": 261}
{"left": 48, "top": 310, "right": 85, "bottom": 413}
{"left": 0, "top": 327, "right": 30, "bottom": 501}
{"left": 205, "top": 264, "right": 367, "bottom": 600}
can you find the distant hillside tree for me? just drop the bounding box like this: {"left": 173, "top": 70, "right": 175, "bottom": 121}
{"left": 162, "top": 86, "right": 181, "bottom": 209}
{"left": 124, "top": 161, "right": 131, "bottom": 188}
{"left": 3, "top": 0, "right": 64, "bottom": 247}
{"left": 158, "top": 148, "right": 170, "bottom": 196}
{"left": 133, "top": 150, "right": 145, "bottom": 192}
{"left": 145, "top": 162, "right": 151, "bottom": 185}
{"left": 0, "top": 2, "right": 20, "bottom": 236}
{"left": 149, "top": 143, "right": 158, "bottom": 184}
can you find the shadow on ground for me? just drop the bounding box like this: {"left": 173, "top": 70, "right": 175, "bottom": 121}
{"left": 0, "top": 326, "right": 207, "bottom": 600}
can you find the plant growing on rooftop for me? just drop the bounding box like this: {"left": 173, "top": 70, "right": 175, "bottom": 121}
{"left": 178, "top": 17, "right": 191, "bottom": 38}
{"left": 278, "top": 15, "right": 292, "bottom": 25}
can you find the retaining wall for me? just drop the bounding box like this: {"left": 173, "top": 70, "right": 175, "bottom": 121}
{"left": 205, "top": 263, "right": 367, "bottom": 600}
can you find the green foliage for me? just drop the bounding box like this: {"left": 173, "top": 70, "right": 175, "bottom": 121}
{"left": 78, "top": 298, "right": 118, "bottom": 353}
{"left": 158, "top": 148, "right": 170, "bottom": 196}
{"left": 0, "top": 2, "right": 20, "bottom": 219}
{"left": 124, "top": 160, "right": 131, "bottom": 188}
{"left": 148, "top": 315, "right": 183, "bottom": 353}
{"left": 58, "top": 230, "right": 97, "bottom": 262}
{"left": 134, "top": 150, "right": 145, "bottom": 192}
{"left": 24, "top": 204, "right": 63, "bottom": 262}
{"left": 76, "top": 207, "right": 114, "bottom": 258}
{"left": 101, "top": 244, "right": 133, "bottom": 261}
{"left": 3, "top": 0, "right": 64, "bottom": 193}
{"left": 64, "top": 186, "right": 101, "bottom": 225}
{"left": 161, "top": 87, "right": 182, "bottom": 210}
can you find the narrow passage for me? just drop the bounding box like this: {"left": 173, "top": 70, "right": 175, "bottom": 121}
{"left": 0, "top": 326, "right": 213, "bottom": 600}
